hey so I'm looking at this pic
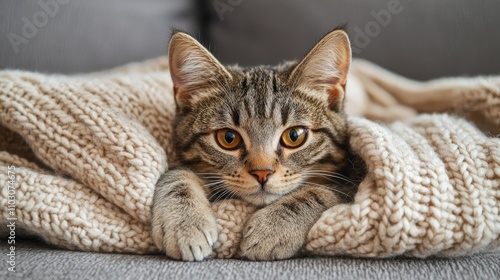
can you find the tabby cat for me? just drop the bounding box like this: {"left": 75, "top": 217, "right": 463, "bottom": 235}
{"left": 152, "top": 28, "right": 358, "bottom": 261}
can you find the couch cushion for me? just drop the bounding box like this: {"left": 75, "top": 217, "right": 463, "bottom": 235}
{"left": 0, "top": 0, "right": 196, "bottom": 73}
{"left": 205, "top": 0, "right": 500, "bottom": 80}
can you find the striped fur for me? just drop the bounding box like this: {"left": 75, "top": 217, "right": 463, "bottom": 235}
{"left": 174, "top": 64, "right": 352, "bottom": 204}
{"left": 152, "top": 29, "right": 359, "bottom": 261}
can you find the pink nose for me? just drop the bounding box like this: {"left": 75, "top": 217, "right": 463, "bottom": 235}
{"left": 250, "top": 169, "right": 274, "bottom": 184}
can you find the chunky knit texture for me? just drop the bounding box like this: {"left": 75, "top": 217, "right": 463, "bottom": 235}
{"left": 0, "top": 58, "right": 499, "bottom": 258}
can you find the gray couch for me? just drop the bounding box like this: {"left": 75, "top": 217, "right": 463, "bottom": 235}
{"left": 4, "top": 239, "right": 499, "bottom": 279}
{"left": 1, "top": 1, "right": 499, "bottom": 279}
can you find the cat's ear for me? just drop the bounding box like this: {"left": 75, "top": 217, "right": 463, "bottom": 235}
{"left": 168, "top": 32, "right": 232, "bottom": 108}
{"left": 289, "top": 29, "right": 351, "bottom": 110}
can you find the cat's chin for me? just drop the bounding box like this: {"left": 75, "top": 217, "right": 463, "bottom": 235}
{"left": 243, "top": 191, "right": 282, "bottom": 207}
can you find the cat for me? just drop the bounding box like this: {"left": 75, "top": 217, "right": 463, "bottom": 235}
{"left": 151, "top": 28, "right": 360, "bottom": 261}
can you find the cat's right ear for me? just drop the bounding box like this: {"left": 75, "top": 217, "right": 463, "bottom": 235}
{"left": 168, "top": 32, "right": 232, "bottom": 108}
{"left": 289, "top": 29, "right": 351, "bottom": 111}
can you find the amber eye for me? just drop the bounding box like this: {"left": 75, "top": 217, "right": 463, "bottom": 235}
{"left": 281, "top": 127, "right": 308, "bottom": 148}
{"left": 216, "top": 128, "right": 242, "bottom": 150}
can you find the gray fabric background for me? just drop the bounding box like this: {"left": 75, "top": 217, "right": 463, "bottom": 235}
{"left": 1, "top": 240, "right": 499, "bottom": 280}
{"left": 0, "top": 0, "right": 196, "bottom": 73}
{"left": 2, "top": 1, "right": 500, "bottom": 79}
{"left": 206, "top": 0, "right": 500, "bottom": 80}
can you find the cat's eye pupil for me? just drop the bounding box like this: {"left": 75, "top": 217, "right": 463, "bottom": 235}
{"left": 281, "top": 127, "right": 307, "bottom": 148}
{"left": 289, "top": 129, "right": 299, "bottom": 142}
{"left": 224, "top": 131, "right": 236, "bottom": 144}
{"left": 216, "top": 129, "right": 241, "bottom": 150}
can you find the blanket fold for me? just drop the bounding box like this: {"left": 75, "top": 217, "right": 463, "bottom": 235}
{"left": 1, "top": 58, "right": 499, "bottom": 258}
{"left": 307, "top": 115, "right": 500, "bottom": 257}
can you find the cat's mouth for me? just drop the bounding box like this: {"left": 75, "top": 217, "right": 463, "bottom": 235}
{"left": 249, "top": 188, "right": 276, "bottom": 196}
{"left": 221, "top": 173, "right": 302, "bottom": 206}
{"left": 244, "top": 188, "right": 282, "bottom": 206}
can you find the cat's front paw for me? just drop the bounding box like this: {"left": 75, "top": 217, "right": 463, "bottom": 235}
{"left": 152, "top": 209, "right": 218, "bottom": 261}
{"left": 239, "top": 207, "right": 306, "bottom": 261}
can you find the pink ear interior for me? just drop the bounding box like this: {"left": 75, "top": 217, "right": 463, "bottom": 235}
{"left": 168, "top": 32, "right": 231, "bottom": 108}
{"left": 290, "top": 30, "right": 351, "bottom": 109}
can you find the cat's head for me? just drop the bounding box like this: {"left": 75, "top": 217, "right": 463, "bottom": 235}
{"left": 168, "top": 29, "right": 351, "bottom": 206}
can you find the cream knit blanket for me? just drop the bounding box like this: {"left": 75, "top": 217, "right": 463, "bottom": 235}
{"left": 0, "top": 58, "right": 499, "bottom": 258}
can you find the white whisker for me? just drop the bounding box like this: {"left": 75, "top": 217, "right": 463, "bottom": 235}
{"left": 303, "top": 170, "right": 357, "bottom": 186}
{"left": 306, "top": 181, "right": 352, "bottom": 198}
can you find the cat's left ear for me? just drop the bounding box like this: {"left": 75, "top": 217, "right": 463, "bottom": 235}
{"left": 168, "top": 32, "right": 232, "bottom": 108}
{"left": 289, "top": 29, "right": 351, "bottom": 110}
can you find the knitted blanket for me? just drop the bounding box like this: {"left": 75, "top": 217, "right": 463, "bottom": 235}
{"left": 0, "top": 58, "right": 499, "bottom": 258}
